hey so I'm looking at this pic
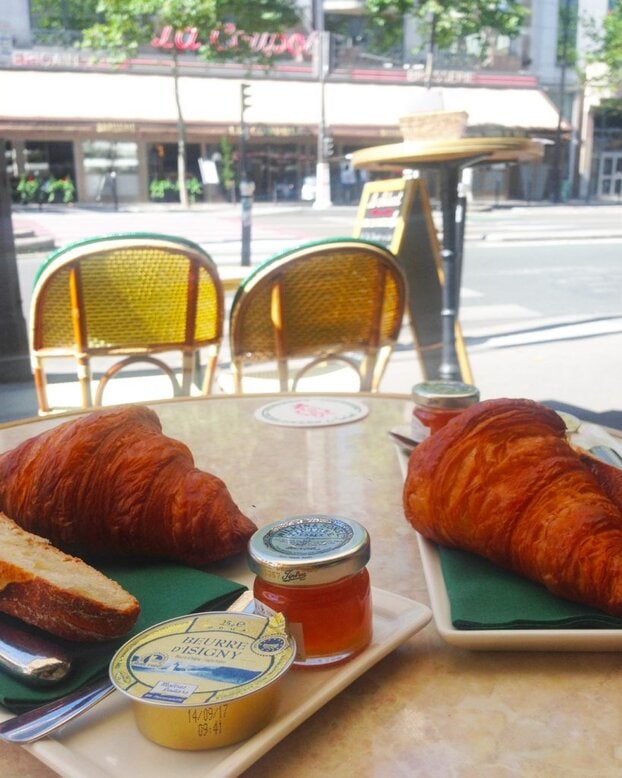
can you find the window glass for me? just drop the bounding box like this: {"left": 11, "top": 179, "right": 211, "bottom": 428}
{"left": 82, "top": 140, "right": 138, "bottom": 199}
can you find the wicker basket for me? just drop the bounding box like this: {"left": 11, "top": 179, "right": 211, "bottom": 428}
{"left": 399, "top": 111, "right": 468, "bottom": 141}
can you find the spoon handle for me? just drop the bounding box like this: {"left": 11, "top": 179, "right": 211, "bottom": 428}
{"left": 0, "top": 675, "right": 114, "bottom": 743}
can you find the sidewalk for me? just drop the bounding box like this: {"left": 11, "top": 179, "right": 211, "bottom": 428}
{"left": 3, "top": 201, "right": 622, "bottom": 429}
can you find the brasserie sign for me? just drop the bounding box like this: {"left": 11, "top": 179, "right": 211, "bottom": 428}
{"left": 151, "top": 24, "right": 316, "bottom": 59}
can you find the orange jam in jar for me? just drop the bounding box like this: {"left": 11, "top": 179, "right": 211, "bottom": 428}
{"left": 411, "top": 380, "right": 480, "bottom": 442}
{"left": 247, "top": 515, "right": 372, "bottom": 667}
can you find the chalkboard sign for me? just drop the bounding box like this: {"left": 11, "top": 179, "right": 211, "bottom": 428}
{"left": 354, "top": 178, "right": 472, "bottom": 383}
{"left": 353, "top": 178, "right": 415, "bottom": 251}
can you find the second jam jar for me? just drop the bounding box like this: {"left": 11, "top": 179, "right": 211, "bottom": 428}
{"left": 247, "top": 514, "right": 372, "bottom": 667}
{"left": 411, "top": 380, "right": 480, "bottom": 442}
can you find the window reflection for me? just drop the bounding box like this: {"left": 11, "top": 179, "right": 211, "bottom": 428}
{"left": 82, "top": 140, "right": 138, "bottom": 200}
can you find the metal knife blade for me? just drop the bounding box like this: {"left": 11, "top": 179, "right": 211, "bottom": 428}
{"left": 0, "top": 616, "right": 72, "bottom": 686}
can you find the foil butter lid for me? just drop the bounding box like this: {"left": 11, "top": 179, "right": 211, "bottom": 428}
{"left": 248, "top": 514, "right": 371, "bottom": 587}
{"left": 110, "top": 611, "right": 295, "bottom": 708}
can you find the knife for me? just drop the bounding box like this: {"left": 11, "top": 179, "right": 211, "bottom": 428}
{"left": 0, "top": 616, "right": 72, "bottom": 686}
{"left": 0, "top": 590, "right": 256, "bottom": 744}
{"left": 590, "top": 445, "right": 622, "bottom": 469}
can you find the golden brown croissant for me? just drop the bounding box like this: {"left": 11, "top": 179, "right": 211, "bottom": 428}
{"left": 0, "top": 405, "right": 256, "bottom": 567}
{"left": 403, "top": 398, "right": 622, "bottom": 617}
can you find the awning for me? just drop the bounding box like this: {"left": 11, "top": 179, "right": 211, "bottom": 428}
{"left": 0, "top": 69, "right": 566, "bottom": 138}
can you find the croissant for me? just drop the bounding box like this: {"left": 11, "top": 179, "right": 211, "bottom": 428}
{"left": 0, "top": 405, "right": 257, "bottom": 567}
{"left": 403, "top": 398, "right": 622, "bottom": 617}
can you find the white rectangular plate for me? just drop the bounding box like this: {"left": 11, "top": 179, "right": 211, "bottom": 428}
{"left": 397, "top": 443, "right": 622, "bottom": 652}
{"left": 8, "top": 588, "right": 431, "bottom": 778}
{"left": 416, "top": 533, "right": 622, "bottom": 651}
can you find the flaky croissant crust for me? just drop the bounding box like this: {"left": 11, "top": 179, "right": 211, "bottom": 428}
{"left": 403, "top": 398, "right": 622, "bottom": 617}
{"left": 0, "top": 405, "right": 257, "bottom": 567}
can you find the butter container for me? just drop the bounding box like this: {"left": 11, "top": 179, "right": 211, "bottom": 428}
{"left": 109, "top": 610, "right": 295, "bottom": 750}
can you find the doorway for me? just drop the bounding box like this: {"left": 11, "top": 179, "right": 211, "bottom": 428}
{"left": 597, "top": 152, "right": 622, "bottom": 200}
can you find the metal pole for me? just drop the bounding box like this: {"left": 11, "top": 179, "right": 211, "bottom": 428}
{"left": 110, "top": 170, "right": 118, "bottom": 211}
{"left": 438, "top": 165, "right": 461, "bottom": 381}
{"left": 552, "top": 0, "right": 571, "bottom": 203}
{"left": 240, "top": 84, "right": 253, "bottom": 266}
{"left": 240, "top": 181, "right": 254, "bottom": 267}
{"left": 313, "top": 0, "right": 332, "bottom": 209}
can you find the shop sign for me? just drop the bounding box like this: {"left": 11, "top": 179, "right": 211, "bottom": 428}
{"left": 406, "top": 68, "right": 475, "bottom": 85}
{"left": 96, "top": 122, "right": 136, "bottom": 134}
{"left": 404, "top": 66, "right": 537, "bottom": 88}
{"left": 226, "top": 125, "right": 306, "bottom": 137}
{"left": 151, "top": 24, "right": 316, "bottom": 59}
{"left": 11, "top": 50, "right": 98, "bottom": 69}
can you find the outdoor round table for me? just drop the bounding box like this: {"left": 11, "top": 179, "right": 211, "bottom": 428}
{"left": 351, "top": 137, "right": 544, "bottom": 381}
{"left": 1, "top": 393, "right": 622, "bottom": 776}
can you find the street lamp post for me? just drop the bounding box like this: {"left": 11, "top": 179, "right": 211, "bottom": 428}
{"left": 240, "top": 83, "right": 254, "bottom": 266}
{"left": 313, "top": 0, "right": 332, "bottom": 210}
{"left": 552, "top": 0, "right": 571, "bottom": 203}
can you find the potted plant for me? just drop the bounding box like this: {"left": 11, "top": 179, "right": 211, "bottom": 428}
{"left": 46, "top": 176, "right": 76, "bottom": 204}
{"left": 16, "top": 175, "right": 42, "bottom": 205}
{"left": 149, "top": 177, "right": 179, "bottom": 202}
{"left": 186, "top": 176, "right": 203, "bottom": 204}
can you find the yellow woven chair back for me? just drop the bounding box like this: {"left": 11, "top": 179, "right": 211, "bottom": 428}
{"left": 30, "top": 233, "right": 224, "bottom": 414}
{"left": 229, "top": 238, "right": 407, "bottom": 393}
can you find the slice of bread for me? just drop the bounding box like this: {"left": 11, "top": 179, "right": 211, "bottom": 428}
{"left": 0, "top": 512, "right": 140, "bottom": 641}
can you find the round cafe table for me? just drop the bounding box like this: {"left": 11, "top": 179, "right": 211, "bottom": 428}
{"left": 1, "top": 393, "right": 622, "bottom": 777}
{"left": 351, "top": 137, "right": 544, "bottom": 382}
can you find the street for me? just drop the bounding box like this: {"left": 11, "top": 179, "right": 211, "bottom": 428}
{"left": 8, "top": 201, "right": 622, "bottom": 424}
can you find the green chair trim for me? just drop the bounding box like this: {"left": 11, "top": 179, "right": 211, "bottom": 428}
{"left": 231, "top": 236, "right": 392, "bottom": 310}
{"left": 34, "top": 232, "right": 210, "bottom": 287}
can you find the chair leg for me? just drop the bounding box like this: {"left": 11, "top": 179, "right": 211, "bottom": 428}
{"left": 370, "top": 345, "right": 392, "bottom": 392}
{"left": 201, "top": 352, "right": 218, "bottom": 395}
{"left": 232, "top": 362, "right": 243, "bottom": 394}
{"left": 359, "top": 351, "right": 375, "bottom": 392}
{"left": 277, "top": 359, "right": 289, "bottom": 392}
{"left": 77, "top": 357, "right": 93, "bottom": 407}
{"left": 181, "top": 352, "right": 194, "bottom": 395}
{"left": 33, "top": 362, "right": 50, "bottom": 414}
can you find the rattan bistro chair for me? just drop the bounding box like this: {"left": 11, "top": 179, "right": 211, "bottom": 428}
{"left": 30, "top": 233, "right": 225, "bottom": 414}
{"left": 228, "top": 238, "right": 407, "bottom": 393}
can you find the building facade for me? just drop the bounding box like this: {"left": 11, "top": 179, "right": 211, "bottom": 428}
{"left": 1, "top": 0, "right": 617, "bottom": 205}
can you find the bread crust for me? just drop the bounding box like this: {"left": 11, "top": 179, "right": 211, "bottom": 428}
{"left": 0, "top": 513, "right": 139, "bottom": 641}
{"left": 403, "top": 398, "right": 622, "bottom": 617}
{"left": 0, "top": 405, "right": 256, "bottom": 567}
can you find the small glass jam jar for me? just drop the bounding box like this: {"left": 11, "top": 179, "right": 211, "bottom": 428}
{"left": 247, "top": 515, "right": 372, "bottom": 667}
{"left": 411, "top": 380, "right": 480, "bottom": 442}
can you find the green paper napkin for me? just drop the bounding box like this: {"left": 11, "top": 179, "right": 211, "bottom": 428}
{"left": 0, "top": 562, "right": 246, "bottom": 712}
{"left": 438, "top": 545, "right": 622, "bottom": 630}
